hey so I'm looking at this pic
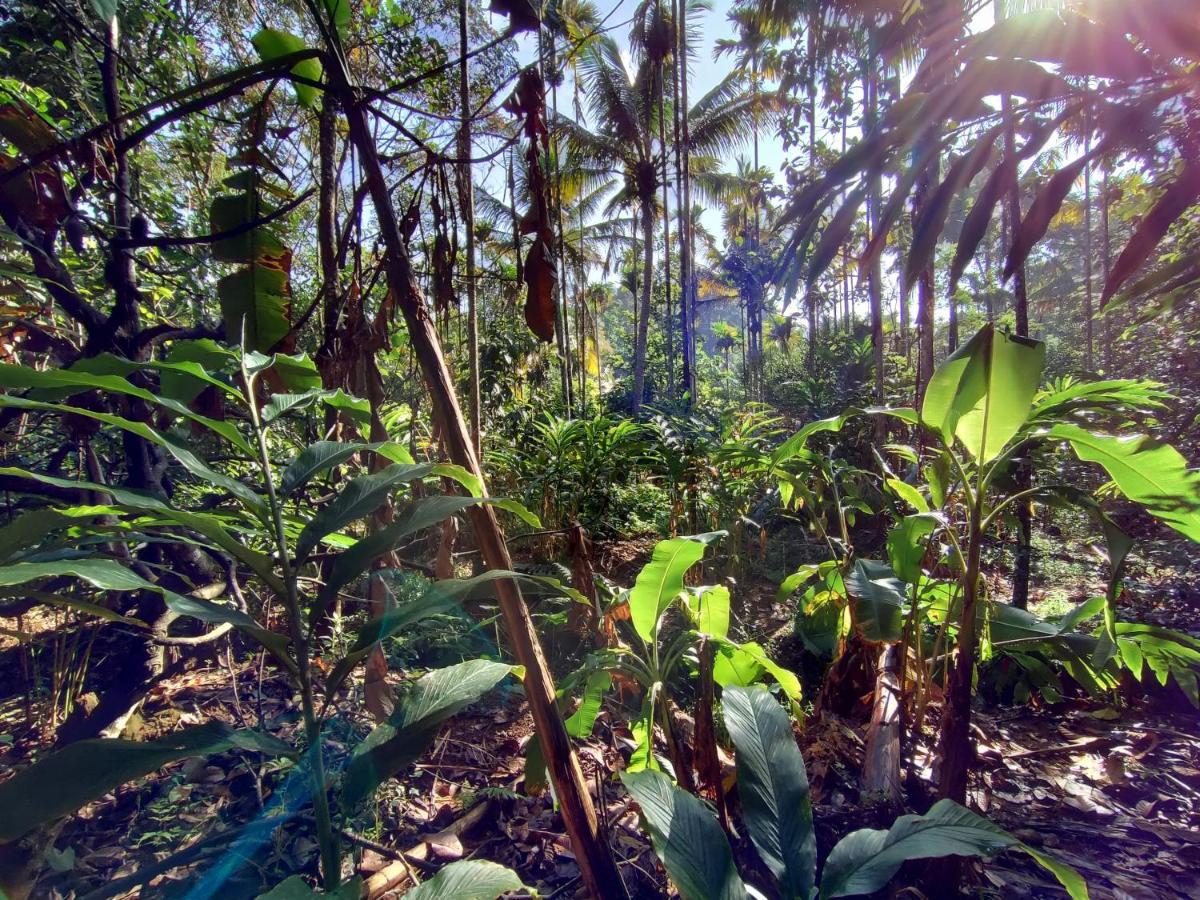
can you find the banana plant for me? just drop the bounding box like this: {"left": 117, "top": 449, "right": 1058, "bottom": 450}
{"left": 773, "top": 323, "right": 1200, "bottom": 802}
{"left": 0, "top": 349, "right": 546, "bottom": 893}
{"left": 562, "top": 533, "right": 801, "bottom": 787}
{"left": 623, "top": 685, "right": 1088, "bottom": 900}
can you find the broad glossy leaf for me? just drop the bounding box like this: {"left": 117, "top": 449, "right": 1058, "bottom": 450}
{"left": 209, "top": 190, "right": 288, "bottom": 264}
{"left": 629, "top": 537, "right": 708, "bottom": 643}
{"left": 886, "top": 478, "right": 929, "bottom": 514}
{"left": 217, "top": 264, "right": 291, "bottom": 352}
{"left": 819, "top": 799, "right": 1086, "bottom": 899}
{"left": 256, "top": 875, "right": 362, "bottom": 899}
{"left": 723, "top": 685, "right": 816, "bottom": 899}
{"left": 278, "top": 440, "right": 413, "bottom": 496}
{"left": 920, "top": 324, "right": 1045, "bottom": 462}
{"left": 404, "top": 860, "right": 526, "bottom": 900}
{"left": 845, "top": 560, "right": 906, "bottom": 644}
{"left": 621, "top": 769, "right": 748, "bottom": 900}
{"left": 565, "top": 670, "right": 611, "bottom": 738}
{"left": 341, "top": 660, "right": 518, "bottom": 808}
{"left": 0, "top": 722, "right": 292, "bottom": 841}
{"left": 886, "top": 514, "right": 940, "bottom": 583}
{"left": 694, "top": 584, "right": 730, "bottom": 639}
{"left": 1048, "top": 424, "right": 1200, "bottom": 543}
{"left": 296, "top": 464, "right": 442, "bottom": 560}
{"left": 776, "top": 563, "right": 821, "bottom": 604}
{"left": 250, "top": 28, "right": 323, "bottom": 107}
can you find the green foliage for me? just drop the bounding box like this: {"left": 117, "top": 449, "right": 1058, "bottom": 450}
{"left": 921, "top": 324, "right": 1045, "bottom": 463}
{"left": 342, "top": 660, "right": 521, "bottom": 808}
{"left": 621, "top": 769, "right": 749, "bottom": 900}
{"left": 626, "top": 684, "right": 1086, "bottom": 899}
{"left": 0, "top": 723, "right": 292, "bottom": 842}
{"left": 723, "top": 686, "right": 816, "bottom": 900}
{"left": 403, "top": 860, "right": 528, "bottom": 900}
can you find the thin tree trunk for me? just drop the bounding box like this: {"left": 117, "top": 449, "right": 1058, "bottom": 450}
{"left": 1083, "top": 88, "right": 1094, "bottom": 372}
{"left": 658, "top": 52, "right": 674, "bottom": 399}
{"left": 865, "top": 49, "right": 885, "bottom": 446}
{"left": 677, "top": 0, "right": 696, "bottom": 406}
{"left": 914, "top": 150, "right": 937, "bottom": 406}
{"left": 632, "top": 197, "right": 654, "bottom": 413}
{"left": 548, "top": 64, "right": 573, "bottom": 415}
{"left": 458, "top": 0, "right": 480, "bottom": 454}
{"left": 1003, "top": 89, "right": 1033, "bottom": 611}
{"left": 1101, "top": 164, "right": 1113, "bottom": 370}
{"left": 935, "top": 499, "right": 982, "bottom": 803}
{"left": 333, "top": 71, "right": 626, "bottom": 900}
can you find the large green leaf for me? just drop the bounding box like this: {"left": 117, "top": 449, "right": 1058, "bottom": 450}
{"left": 629, "top": 536, "right": 709, "bottom": 643}
{"left": 0, "top": 722, "right": 292, "bottom": 842}
{"left": 565, "top": 669, "right": 611, "bottom": 738}
{"left": 250, "top": 28, "right": 323, "bottom": 107}
{"left": 0, "top": 466, "right": 279, "bottom": 588}
{"left": 920, "top": 324, "right": 1045, "bottom": 462}
{"left": 845, "top": 560, "right": 906, "bottom": 644}
{"left": 693, "top": 584, "right": 731, "bottom": 639}
{"left": 886, "top": 514, "right": 940, "bottom": 583}
{"left": 0, "top": 396, "right": 265, "bottom": 516}
{"left": 621, "top": 769, "right": 748, "bottom": 900}
{"left": 313, "top": 494, "right": 489, "bottom": 614}
{"left": 209, "top": 190, "right": 288, "bottom": 264}
{"left": 278, "top": 441, "right": 414, "bottom": 497}
{"left": 1047, "top": 424, "right": 1200, "bottom": 543}
{"left": 325, "top": 569, "right": 587, "bottom": 695}
{"left": 341, "top": 659, "right": 519, "bottom": 808}
{"left": 0, "top": 363, "right": 251, "bottom": 454}
{"left": 296, "top": 465, "right": 444, "bottom": 560}
{"left": 0, "top": 507, "right": 117, "bottom": 563}
{"left": 722, "top": 685, "right": 816, "bottom": 900}
{"left": 819, "top": 799, "right": 1087, "bottom": 899}
{"left": 217, "top": 264, "right": 291, "bottom": 352}
{"left": 404, "top": 860, "right": 526, "bottom": 900}
{"left": 0, "top": 557, "right": 292, "bottom": 664}
{"left": 255, "top": 875, "right": 362, "bottom": 899}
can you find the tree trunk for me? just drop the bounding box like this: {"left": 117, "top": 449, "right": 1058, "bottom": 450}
{"left": 458, "top": 0, "right": 481, "bottom": 454}
{"left": 675, "top": 0, "right": 696, "bottom": 407}
{"left": 1003, "top": 89, "right": 1033, "bottom": 612}
{"left": 1101, "top": 165, "right": 1113, "bottom": 370}
{"left": 914, "top": 149, "right": 937, "bottom": 406}
{"left": 632, "top": 197, "right": 655, "bottom": 413}
{"left": 935, "top": 498, "right": 982, "bottom": 803}
{"left": 860, "top": 643, "right": 903, "bottom": 805}
{"left": 865, "top": 49, "right": 886, "bottom": 446}
{"left": 1083, "top": 95, "right": 1094, "bottom": 372}
{"left": 334, "top": 73, "right": 626, "bottom": 899}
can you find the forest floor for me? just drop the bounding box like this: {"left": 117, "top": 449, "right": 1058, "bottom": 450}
{"left": 2, "top": 535, "right": 1198, "bottom": 899}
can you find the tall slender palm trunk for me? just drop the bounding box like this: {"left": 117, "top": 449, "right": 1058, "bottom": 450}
{"left": 632, "top": 196, "right": 655, "bottom": 413}
{"left": 865, "top": 47, "right": 885, "bottom": 446}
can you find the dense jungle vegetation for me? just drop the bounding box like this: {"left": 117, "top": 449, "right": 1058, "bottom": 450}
{"left": 1, "top": 0, "right": 1199, "bottom": 897}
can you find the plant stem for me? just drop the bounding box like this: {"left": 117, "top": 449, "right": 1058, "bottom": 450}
{"left": 241, "top": 362, "right": 341, "bottom": 889}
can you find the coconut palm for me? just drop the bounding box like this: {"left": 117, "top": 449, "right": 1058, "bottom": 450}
{"left": 560, "top": 34, "right": 768, "bottom": 412}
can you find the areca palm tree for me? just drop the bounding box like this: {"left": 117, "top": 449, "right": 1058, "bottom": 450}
{"left": 560, "top": 34, "right": 767, "bottom": 412}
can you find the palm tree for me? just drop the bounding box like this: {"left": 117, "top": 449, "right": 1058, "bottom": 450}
{"left": 561, "top": 36, "right": 765, "bottom": 412}
{"left": 697, "top": 157, "right": 776, "bottom": 396}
